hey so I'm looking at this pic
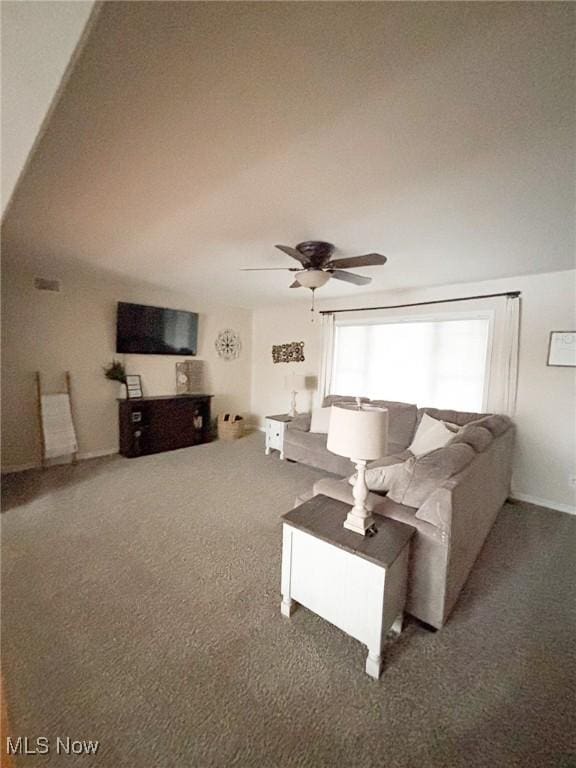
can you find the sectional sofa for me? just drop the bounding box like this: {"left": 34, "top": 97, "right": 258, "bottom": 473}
{"left": 287, "top": 397, "right": 515, "bottom": 629}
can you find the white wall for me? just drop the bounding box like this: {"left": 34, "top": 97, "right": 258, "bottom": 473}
{"left": 1, "top": 0, "right": 95, "bottom": 213}
{"left": 251, "top": 270, "right": 576, "bottom": 513}
{"left": 1, "top": 258, "right": 252, "bottom": 470}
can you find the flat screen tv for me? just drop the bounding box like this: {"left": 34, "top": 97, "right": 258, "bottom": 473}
{"left": 116, "top": 302, "right": 198, "bottom": 355}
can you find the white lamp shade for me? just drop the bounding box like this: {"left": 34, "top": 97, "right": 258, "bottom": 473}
{"left": 284, "top": 374, "right": 307, "bottom": 391}
{"left": 295, "top": 270, "right": 330, "bottom": 289}
{"left": 327, "top": 405, "right": 388, "bottom": 460}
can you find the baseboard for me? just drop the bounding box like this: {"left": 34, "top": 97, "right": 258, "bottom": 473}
{"left": 78, "top": 448, "right": 117, "bottom": 461}
{"left": 1, "top": 448, "right": 117, "bottom": 475}
{"left": 509, "top": 492, "right": 576, "bottom": 516}
{"left": 0, "top": 461, "right": 38, "bottom": 474}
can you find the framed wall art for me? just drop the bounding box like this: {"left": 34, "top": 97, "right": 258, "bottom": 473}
{"left": 215, "top": 329, "right": 241, "bottom": 360}
{"left": 125, "top": 374, "right": 143, "bottom": 399}
{"left": 272, "top": 341, "right": 305, "bottom": 364}
{"left": 547, "top": 331, "right": 576, "bottom": 367}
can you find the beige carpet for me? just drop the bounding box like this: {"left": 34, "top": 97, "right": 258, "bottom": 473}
{"left": 2, "top": 433, "right": 575, "bottom": 767}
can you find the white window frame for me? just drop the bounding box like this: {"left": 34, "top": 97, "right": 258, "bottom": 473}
{"left": 332, "top": 309, "right": 495, "bottom": 412}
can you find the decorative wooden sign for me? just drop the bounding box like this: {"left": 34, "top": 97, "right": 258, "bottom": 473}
{"left": 176, "top": 360, "right": 205, "bottom": 393}
{"left": 272, "top": 341, "right": 305, "bottom": 364}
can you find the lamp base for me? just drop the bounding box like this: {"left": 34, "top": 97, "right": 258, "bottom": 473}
{"left": 343, "top": 510, "right": 375, "bottom": 536}
{"left": 343, "top": 459, "right": 376, "bottom": 536}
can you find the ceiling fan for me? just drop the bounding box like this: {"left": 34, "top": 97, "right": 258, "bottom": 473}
{"left": 241, "top": 241, "right": 387, "bottom": 291}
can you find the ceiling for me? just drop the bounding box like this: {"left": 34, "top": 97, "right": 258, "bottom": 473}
{"left": 0, "top": 0, "right": 95, "bottom": 213}
{"left": 2, "top": 2, "right": 574, "bottom": 307}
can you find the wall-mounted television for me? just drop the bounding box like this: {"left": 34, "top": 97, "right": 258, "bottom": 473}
{"left": 116, "top": 302, "right": 198, "bottom": 355}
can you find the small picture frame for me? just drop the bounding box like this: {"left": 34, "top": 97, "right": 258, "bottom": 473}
{"left": 125, "top": 374, "right": 143, "bottom": 398}
{"left": 547, "top": 331, "right": 576, "bottom": 367}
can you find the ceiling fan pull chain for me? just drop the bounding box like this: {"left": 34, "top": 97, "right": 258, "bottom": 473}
{"left": 310, "top": 288, "right": 316, "bottom": 321}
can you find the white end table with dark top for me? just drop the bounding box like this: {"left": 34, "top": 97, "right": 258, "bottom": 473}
{"left": 265, "top": 414, "right": 292, "bottom": 460}
{"left": 281, "top": 494, "right": 415, "bottom": 679}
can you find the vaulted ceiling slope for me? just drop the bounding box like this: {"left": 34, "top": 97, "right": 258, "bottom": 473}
{"left": 0, "top": 0, "right": 95, "bottom": 213}
{"left": 2, "top": 2, "right": 574, "bottom": 306}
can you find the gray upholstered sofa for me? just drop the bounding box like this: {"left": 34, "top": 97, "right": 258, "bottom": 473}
{"left": 284, "top": 395, "right": 419, "bottom": 474}
{"left": 288, "top": 398, "right": 515, "bottom": 629}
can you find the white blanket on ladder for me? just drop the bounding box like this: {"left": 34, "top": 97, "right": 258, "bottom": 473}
{"left": 41, "top": 394, "right": 78, "bottom": 458}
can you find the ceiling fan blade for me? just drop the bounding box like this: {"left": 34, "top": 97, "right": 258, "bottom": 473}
{"left": 240, "top": 267, "right": 299, "bottom": 271}
{"left": 326, "top": 253, "right": 387, "bottom": 269}
{"left": 275, "top": 244, "right": 310, "bottom": 267}
{"left": 329, "top": 270, "right": 372, "bottom": 286}
{"left": 289, "top": 280, "right": 302, "bottom": 288}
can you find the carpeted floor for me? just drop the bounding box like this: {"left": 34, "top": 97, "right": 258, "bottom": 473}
{"left": 1, "top": 433, "right": 575, "bottom": 767}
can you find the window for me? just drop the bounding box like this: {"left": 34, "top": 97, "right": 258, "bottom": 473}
{"left": 330, "top": 315, "right": 491, "bottom": 411}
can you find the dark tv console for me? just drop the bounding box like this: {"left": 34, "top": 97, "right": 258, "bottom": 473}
{"left": 119, "top": 395, "right": 213, "bottom": 458}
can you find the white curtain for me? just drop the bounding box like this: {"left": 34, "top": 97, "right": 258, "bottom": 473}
{"left": 319, "top": 294, "right": 521, "bottom": 417}
{"left": 331, "top": 317, "right": 491, "bottom": 412}
{"left": 486, "top": 295, "right": 520, "bottom": 416}
{"left": 318, "top": 312, "right": 335, "bottom": 406}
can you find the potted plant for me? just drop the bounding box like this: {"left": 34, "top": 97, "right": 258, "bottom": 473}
{"left": 103, "top": 360, "right": 127, "bottom": 399}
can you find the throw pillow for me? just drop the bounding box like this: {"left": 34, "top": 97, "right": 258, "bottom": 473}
{"left": 348, "top": 458, "right": 406, "bottom": 493}
{"left": 417, "top": 411, "right": 461, "bottom": 433}
{"left": 309, "top": 406, "right": 332, "bottom": 434}
{"left": 367, "top": 450, "right": 411, "bottom": 469}
{"left": 408, "top": 413, "right": 455, "bottom": 457}
{"left": 388, "top": 443, "right": 476, "bottom": 508}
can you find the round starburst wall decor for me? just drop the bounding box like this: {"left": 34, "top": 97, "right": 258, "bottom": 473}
{"left": 215, "top": 329, "right": 241, "bottom": 360}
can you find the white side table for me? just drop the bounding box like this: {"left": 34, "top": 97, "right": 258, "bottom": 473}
{"left": 265, "top": 414, "right": 292, "bottom": 460}
{"left": 280, "top": 494, "right": 415, "bottom": 679}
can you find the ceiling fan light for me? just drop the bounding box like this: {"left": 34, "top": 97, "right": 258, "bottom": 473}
{"left": 295, "top": 269, "right": 330, "bottom": 289}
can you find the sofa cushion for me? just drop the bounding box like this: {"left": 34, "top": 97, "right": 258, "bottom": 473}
{"left": 293, "top": 489, "right": 315, "bottom": 508}
{"left": 416, "top": 407, "right": 488, "bottom": 428}
{"left": 348, "top": 452, "right": 409, "bottom": 493}
{"left": 309, "top": 406, "right": 332, "bottom": 434}
{"left": 287, "top": 413, "right": 311, "bottom": 432}
{"left": 414, "top": 483, "right": 454, "bottom": 531}
{"left": 313, "top": 477, "right": 381, "bottom": 511}
{"left": 372, "top": 497, "right": 420, "bottom": 528}
{"left": 322, "top": 395, "right": 369, "bottom": 407}
{"left": 449, "top": 424, "right": 493, "bottom": 452}
{"left": 388, "top": 443, "right": 476, "bottom": 508}
{"left": 468, "top": 414, "right": 511, "bottom": 437}
{"left": 408, "top": 413, "right": 455, "bottom": 457}
{"left": 285, "top": 429, "right": 327, "bottom": 451}
{"left": 283, "top": 429, "right": 353, "bottom": 475}
{"left": 370, "top": 400, "right": 418, "bottom": 449}
{"left": 367, "top": 449, "right": 412, "bottom": 468}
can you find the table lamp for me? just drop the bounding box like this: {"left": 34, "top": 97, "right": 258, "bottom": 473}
{"left": 284, "top": 374, "right": 307, "bottom": 417}
{"left": 327, "top": 401, "right": 388, "bottom": 535}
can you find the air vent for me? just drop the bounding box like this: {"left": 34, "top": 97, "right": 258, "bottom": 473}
{"left": 34, "top": 277, "right": 61, "bottom": 293}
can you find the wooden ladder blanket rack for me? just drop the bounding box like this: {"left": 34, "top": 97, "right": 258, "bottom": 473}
{"left": 36, "top": 371, "right": 79, "bottom": 468}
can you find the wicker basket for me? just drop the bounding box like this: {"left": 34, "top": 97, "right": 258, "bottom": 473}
{"left": 217, "top": 413, "right": 244, "bottom": 441}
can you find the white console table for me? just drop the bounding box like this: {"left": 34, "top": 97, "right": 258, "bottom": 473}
{"left": 265, "top": 414, "right": 292, "bottom": 460}
{"left": 281, "top": 494, "right": 415, "bottom": 679}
